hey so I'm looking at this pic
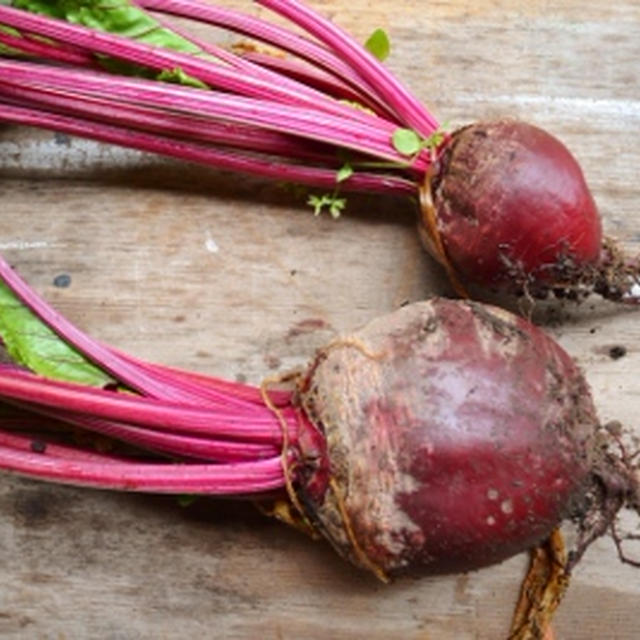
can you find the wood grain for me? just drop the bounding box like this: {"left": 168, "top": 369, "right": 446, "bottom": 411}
{"left": 1, "top": 1, "right": 639, "bottom": 638}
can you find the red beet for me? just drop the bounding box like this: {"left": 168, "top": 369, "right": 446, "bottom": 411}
{"left": 420, "top": 120, "right": 604, "bottom": 297}
{"left": 1, "top": 3, "right": 638, "bottom": 304}
{"left": 0, "top": 260, "right": 636, "bottom": 584}
{"left": 294, "top": 298, "right": 627, "bottom": 575}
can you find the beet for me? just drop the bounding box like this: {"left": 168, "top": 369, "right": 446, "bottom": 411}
{"left": 420, "top": 121, "right": 601, "bottom": 293}
{"left": 0, "top": 258, "right": 638, "bottom": 639}
{"left": 294, "top": 298, "right": 627, "bottom": 576}
{"left": 2, "top": 4, "right": 638, "bottom": 305}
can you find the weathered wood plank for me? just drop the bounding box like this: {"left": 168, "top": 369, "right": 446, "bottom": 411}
{"left": 0, "top": 1, "right": 639, "bottom": 638}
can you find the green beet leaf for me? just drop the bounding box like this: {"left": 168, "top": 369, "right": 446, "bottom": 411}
{"left": 10, "top": 0, "right": 209, "bottom": 84}
{"left": 0, "top": 282, "right": 114, "bottom": 387}
{"left": 392, "top": 128, "right": 422, "bottom": 156}
{"left": 364, "top": 28, "right": 390, "bottom": 62}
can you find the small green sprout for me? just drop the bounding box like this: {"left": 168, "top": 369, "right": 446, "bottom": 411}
{"left": 365, "top": 28, "right": 390, "bottom": 62}
{"left": 307, "top": 194, "right": 347, "bottom": 219}
{"left": 392, "top": 122, "right": 451, "bottom": 159}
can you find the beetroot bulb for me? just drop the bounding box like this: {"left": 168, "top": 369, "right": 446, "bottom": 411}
{"left": 419, "top": 119, "right": 618, "bottom": 300}
{"left": 294, "top": 298, "right": 632, "bottom": 577}
{"left": 0, "top": 254, "right": 637, "bottom": 584}
{"left": 1, "top": 1, "right": 638, "bottom": 303}
{"left": 0, "top": 258, "right": 639, "bottom": 637}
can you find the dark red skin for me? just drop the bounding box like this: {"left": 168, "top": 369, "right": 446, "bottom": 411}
{"left": 426, "top": 120, "right": 602, "bottom": 291}
{"left": 295, "top": 299, "right": 601, "bottom": 576}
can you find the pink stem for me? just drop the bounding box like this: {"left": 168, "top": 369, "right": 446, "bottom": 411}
{"left": 5, "top": 397, "right": 281, "bottom": 462}
{"left": 0, "top": 255, "right": 292, "bottom": 413}
{"left": 258, "top": 0, "right": 439, "bottom": 134}
{"left": 0, "top": 83, "right": 339, "bottom": 165}
{"left": 107, "top": 348, "right": 293, "bottom": 409}
{"left": 0, "top": 252, "right": 207, "bottom": 403}
{"left": 239, "top": 49, "right": 384, "bottom": 112}
{"left": 137, "top": 0, "right": 384, "bottom": 110}
{"left": 0, "top": 29, "right": 95, "bottom": 66}
{"left": 0, "top": 436, "right": 286, "bottom": 494}
{"left": 144, "top": 3, "right": 384, "bottom": 115}
{"left": 0, "top": 368, "right": 293, "bottom": 443}
{"left": 0, "top": 59, "right": 412, "bottom": 164}
{"left": 0, "top": 102, "right": 417, "bottom": 195}
{"left": 0, "top": 5, "right": 389, "bottom": 126}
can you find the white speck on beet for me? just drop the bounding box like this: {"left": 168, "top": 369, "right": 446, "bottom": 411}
{"left": 486, "top": 516, "right": 496, "bottom": 526}
{"left": 501, "top": 499, "right": 514, "bottom": 514}
{"left": 487, "top": 488, "right": 499, "bottom": 501}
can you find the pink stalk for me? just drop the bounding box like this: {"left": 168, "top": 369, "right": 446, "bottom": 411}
{"left": 0, "top": 436, "right": 286, "bottom": 494}
{"left": 137, "top": 0, "right": 383, "bottom": 107}
{"left": 0, "top": 59, "right": 417, "bottom": 165}
{"left": 0, "top": 102, "right": 416, "bottom": 195}
{"left": 0, "top": 367, "right": 293, "bottom": 442}
{"left": 0, "top": 84, "right": 341, "bottom": 165}
{"left": 0, "top": 5, "right": 391, "bottom": 125}
{"left": 0, "top": 256, "right": 298, "bottom": 448}
{"left": 257, "top": 0, "right": 439, "bottom": 135}
{"left": 107, "top": 348, "right": 293, "bottom": 409}
{"left": 0, "top": 251, "right": 209, "bottom": 404}
{"left": 0, "top": 256, "right": 293, "bottom": 464}
{"left": 0, "top": 29, "right": 95, "bottom": 66}
{"left": 123, "top": 360, "right": 292, "bottom": 408}
{"left": 0, "top": 258, "right": 292, "bottom": 418}
{"left": 9, "top": 404, "right": 280, "bottom": 462}
{"left": 142, "top": 3, "right": 387, "bottom": 114}
{"left": 238, "top": 49, "right": 383, "bottom": 110}
{"left": 0, "top": 430, "right": 128, "bottom": 464}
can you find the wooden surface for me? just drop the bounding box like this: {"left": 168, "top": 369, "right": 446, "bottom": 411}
{"left": 1, "top": 1, "right": 639, "bottom": 638}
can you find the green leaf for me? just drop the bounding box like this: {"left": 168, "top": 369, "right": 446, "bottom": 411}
{"left": 307, "top": 194, "right": 346, "bottom": 218}
{"left": 392, "top": 128, "right": 422, "bottom": 156}
{"left": 307, "top": 194, "right": 328, "bottom": 216}
{"left": 336, "top": 162, "right": 353, "bottom": 184}
{"left": 0, "top": 282, "right": 114, "bottom": 387}
{"left": 364, "top": 28, "right": 390, "bottom": 62}
{"left": 156, "top": 67, "right": 208, "bottom": 90}
{"left": 328, "top": 198, "right": 346, "bottom": 219}
{"left": 10, "top": 0, "right": 209, "bottom": 86}
{"left": 0, "top": 24, "right": 27, "bottom": 56}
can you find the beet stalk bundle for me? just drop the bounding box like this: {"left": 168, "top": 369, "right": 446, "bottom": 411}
{"left": 0, "top": 0, "right": 638, "bottom": 301}
{"left": 0, "top": 254, "right": 638, "bottom": 637}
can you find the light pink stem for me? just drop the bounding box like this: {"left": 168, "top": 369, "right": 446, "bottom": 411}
{"left": 0, "top": 251, "right": 205, "bottom": 403}
{"left": 0, "top": 438, "right": 286, "bottom": 494}
{"left": 137, "top": 0, "right": 384, "bottom": 109}
{"left": 258, "top": 0, "right": 439, "bottom": 134}
{"left": 0, "top": 367, "right": 291, "bottom": 443}
{"left": 0, "top": 103, "right": 417, "bottom": 195}
{"left": 111, "top": 350, "right": 293, "bottom": 408}
{"left": 239, "top": 49, "right": 388, "bottom": 115}
{"left": 9, "top": 402, "right": 280, "bottom": 462}
{"left": 0, "top": 5, "right": 387, "bottom": 125}
{"left": 0, "top": 83, "right": 338, "bottom": 165}
{"left": 0, "top": 29, "right": 95, "bottom": 65}
{"left": 144, "top": 3, "right": 381, "bottom": 114}
{"left": 0, "top": 59, "right": 410, "bottom": 163}
{"left": 0, "top": 254, "right": 293, "bottom": 412}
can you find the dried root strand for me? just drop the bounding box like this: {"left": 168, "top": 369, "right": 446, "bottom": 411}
{"left": 508, "top": 529, "right": 568, "bottom": 640}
